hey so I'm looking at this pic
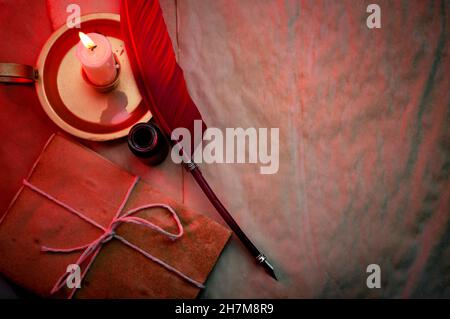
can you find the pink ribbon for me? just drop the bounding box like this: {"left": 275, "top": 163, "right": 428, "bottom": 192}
{"left": 23, "top": 176, "right": 204, "bottom": 298}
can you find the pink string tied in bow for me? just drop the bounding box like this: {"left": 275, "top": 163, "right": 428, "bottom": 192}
{"left": 22, "top": 176, "right": 204, "bottom": 299}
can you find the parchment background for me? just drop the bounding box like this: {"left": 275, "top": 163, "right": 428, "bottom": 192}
{"left": 0, "top": 0, "right": 448, "bottom": 298}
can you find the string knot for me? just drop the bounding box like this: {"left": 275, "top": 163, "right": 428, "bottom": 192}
{"left": 101, "top": 230, "right": 116, "bottom": 243}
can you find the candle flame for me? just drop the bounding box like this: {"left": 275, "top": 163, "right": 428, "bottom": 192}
{"left": 79, "top": 32, "right": 97, "bottom": 50}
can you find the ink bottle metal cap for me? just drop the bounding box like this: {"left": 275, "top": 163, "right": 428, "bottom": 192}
{"left": 127, "top": 122, "right": 169, "bottom": 166}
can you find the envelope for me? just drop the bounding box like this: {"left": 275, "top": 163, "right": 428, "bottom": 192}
{"left": 0, "top": 134, "right": 231, "bottom": 298}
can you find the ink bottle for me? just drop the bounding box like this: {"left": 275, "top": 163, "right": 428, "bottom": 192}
{"left": 127, "top": 121, "right": 169, "bottom": 166}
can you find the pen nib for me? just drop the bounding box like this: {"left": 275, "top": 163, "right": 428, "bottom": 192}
{"left": 263, "top": 259, "right": 278, "bottom": 280}
{"left": 257, "top": 254, "right": 277, "bottom": 280}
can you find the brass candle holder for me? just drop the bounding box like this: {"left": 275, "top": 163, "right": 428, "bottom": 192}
{"left": 0, "top": 13, "right": 151, "bottom": 141}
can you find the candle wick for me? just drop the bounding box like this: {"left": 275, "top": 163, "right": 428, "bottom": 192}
{"left": 89, "top": 45, "right": 97, "bottom": 51}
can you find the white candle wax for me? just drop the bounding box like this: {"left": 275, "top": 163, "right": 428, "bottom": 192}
{"left": 75, "top": 32, "right": 117, "bottom": 86}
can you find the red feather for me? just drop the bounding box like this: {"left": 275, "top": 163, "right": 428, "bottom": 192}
{"left": 121, "top": 1, "right": 277, "bottom": 277}
{"left": 121, "top": 0, "right": 205, "bottom": 144}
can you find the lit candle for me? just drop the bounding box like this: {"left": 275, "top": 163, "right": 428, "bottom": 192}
{"left": 76, "top": 32, "right": 117, "bottom": 86}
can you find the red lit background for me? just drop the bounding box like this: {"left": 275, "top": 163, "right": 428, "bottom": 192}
{"left": 0, "top": 0, "right": 448, "bottom": 298}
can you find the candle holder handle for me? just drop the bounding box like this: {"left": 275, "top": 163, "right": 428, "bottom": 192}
{"left": 0, "top": 63, "right": 38, "bottom": 84}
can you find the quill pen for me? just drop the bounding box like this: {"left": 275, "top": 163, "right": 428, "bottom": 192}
{"left": 121, "top": 0, "right": 277, "bottom": 280}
